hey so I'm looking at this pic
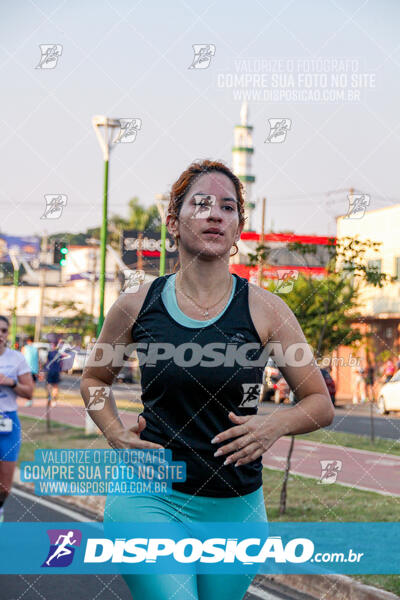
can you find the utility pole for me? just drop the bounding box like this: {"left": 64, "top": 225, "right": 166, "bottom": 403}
{"left": 156, "top": 194, "right": 169, "bottom": 276}
{"left": 89, "top": 247, "right": 97, "bottom": 321}
{"left": 9, "top": 248, "right": 20, "bottom": 349}
{"left": 34, "top": 232, "right": 48, "bottom": 342}
{"left": 137, "top": 233, "right": 143, "bottom": 272}
{"left": 257, "top": 197, "right": 266, "bottom": 287}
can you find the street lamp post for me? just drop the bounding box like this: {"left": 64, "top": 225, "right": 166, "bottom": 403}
{"left": 156, "top": 194, "right": 169, "bottom": 276}
{"left": 9, "top": 248, "right": 20, "bottom": 349}
{"left": 92, "top": 116, "right": 120, "bottom": 336}
{"left": 257, "top": 197, "right": 266, "bottom": 287}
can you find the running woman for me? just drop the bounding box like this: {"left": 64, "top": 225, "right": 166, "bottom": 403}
{"left": 44, "top": 341, "right": 63, "bottom": 407}
{"left": 0, "top": 316, "right": 34, "bottom": 522}
{"left": 81, "top": 160, "right": 334, "bottom": 599}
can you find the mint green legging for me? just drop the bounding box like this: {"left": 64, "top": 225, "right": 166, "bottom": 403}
{"left": 104, "top": 486, "right": 268, "bottom": 600}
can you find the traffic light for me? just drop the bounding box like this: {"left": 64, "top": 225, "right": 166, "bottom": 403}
{"left": 59, "top": 244, "right": 68, "bottom": 265}
{"left": 53, "top": 241, "right": 69, "bottom": 265}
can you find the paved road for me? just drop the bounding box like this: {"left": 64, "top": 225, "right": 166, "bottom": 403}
{"left": 258, "top": 402, "right": 400, "bottom": 441}
{"left": 0, "top": 488, "right": 314, "bottom": 600}
{"left": 18, "top": 398, "right": 400, "bottom": 496}
{"left": 31, "top": 374, "right": 400, "bottom": 440}
{"left": 328, "top": 411, "right": 400, "bottom": 440}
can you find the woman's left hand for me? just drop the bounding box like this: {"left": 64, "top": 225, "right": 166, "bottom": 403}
{"left": 211, "top": 412, "right": 285, "bottom": 467}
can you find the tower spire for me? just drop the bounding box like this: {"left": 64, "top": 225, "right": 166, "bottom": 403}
{"left": 232, "top": 103, "right": 256, "bottom": 231}
{"left": 240, "top": 101, "right": 248, "bottom": 126}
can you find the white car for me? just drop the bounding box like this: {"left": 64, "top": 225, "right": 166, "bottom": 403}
{"left": 65, "top": 349, "right": 88, "bottom": 374}
{"left": 377, "top": 371, "right": 400, "bottom": 414}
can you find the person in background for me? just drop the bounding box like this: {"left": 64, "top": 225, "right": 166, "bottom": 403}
{"left": 44, "top": 342, "right": 63, "bottom": 407}
{"left": 352, "top": 363, "right": 366, "bottom": 404}
{"left": 382, "top": 358, "right": 395, "bottom": 383}
{"left": 365, "top": 361, "right": 376, "bottom": 403}
{"left": 21, "top": 337, "right": 39, "bottom": 407}
{"left": 0, "top": 316, "right": 34, "bottom": 523}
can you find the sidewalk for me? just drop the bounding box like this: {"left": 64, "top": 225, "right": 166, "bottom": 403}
{"left": 18, "top": 398, "right": 400, "bottom": 497}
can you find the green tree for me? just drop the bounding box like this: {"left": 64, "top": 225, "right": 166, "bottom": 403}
{"left": 249, "top": 236, "right": 395, "bottom": 514}
{"left": 110, "top": 196, "right": 161, "bottom": 233}
{"left": 49, "top": 197, "right": 161, "bottom": 249}
{"left": 46, "top": 300, "right": 96, "bottom": 339}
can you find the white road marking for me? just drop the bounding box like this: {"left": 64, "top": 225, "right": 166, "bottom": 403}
{"left": 248, "top": 584, "right": 284, "bottom": 599}
{"left": 365, "top": 458, "right": 400, "bottom": 467}
{"left": 13, "top": 487, "right": 91, "bottom": 522}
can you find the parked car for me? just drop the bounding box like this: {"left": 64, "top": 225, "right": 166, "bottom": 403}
{"left": 60, "top": 347, "right": 88, "bottom": 374}
{"left": 320, "top": 368, "right": 336, "bottom": 405}
{"left": 70, "top": 349, "right": 88, "bottom": 373}
{"left": 262, "top": 363, "right": 336, "bottom": 406}
{"left": 260, "top": 358, "right": 291, "bottom": 404}
{"left": 116, "top": 364, "right": 137, "bottom": 384}
{"left": 273, "top": 376, "right": 290, "bottom": 403}
{"left": 377, "top": 370, "right": 400, "bottom": 414}
{"left": 260, "top": 358, "right": 282, "bottom": 402}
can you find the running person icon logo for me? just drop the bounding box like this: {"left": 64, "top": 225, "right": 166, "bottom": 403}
{"left": 188, "top": 44, "right": 216, "bottom": 69}
{"left": 35, "top": 44, "right": 63, "bottom": 69}
{"left": 42, "top": 529, "right": 82, "bottom": 567}
{"left": 238, "top": 383, "right": 262, "bottom": 408}
{"left": 318, "top": 460, "right": 343, "bottom": 484}
{"left": 87, "top": 386, "right": 110, "bottom": 411}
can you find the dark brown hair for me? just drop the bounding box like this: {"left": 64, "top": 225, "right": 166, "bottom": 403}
{"left": 0, "top": 316, "right": 9, "bottom": 327}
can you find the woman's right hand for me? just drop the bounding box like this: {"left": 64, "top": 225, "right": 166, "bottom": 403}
{"left": 106, "top": 415, "right": 164, "bottom": 450}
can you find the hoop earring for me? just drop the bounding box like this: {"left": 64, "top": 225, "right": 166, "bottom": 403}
{"left": 230, "top": 242, "right": 239, "bottom": 257}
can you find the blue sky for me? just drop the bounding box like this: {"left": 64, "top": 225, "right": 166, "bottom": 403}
{"left": 1, "top": 0, "right": 400, "bottom": 238}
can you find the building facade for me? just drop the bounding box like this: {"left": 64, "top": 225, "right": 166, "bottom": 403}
{"left": 335, "top": 205, "right": 400, "bottom": 399}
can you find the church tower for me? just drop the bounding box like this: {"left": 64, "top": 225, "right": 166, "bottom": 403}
{"left": 232, "top": 101, "right": 256, "bottom": 231}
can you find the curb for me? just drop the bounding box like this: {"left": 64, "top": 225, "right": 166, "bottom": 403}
{"left": 255, "top": 574, "right": 400, "bottom": 600}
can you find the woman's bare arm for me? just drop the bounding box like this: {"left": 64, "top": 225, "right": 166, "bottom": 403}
{"left": 80, "top": 285, "right": 163, "bottom": 450}
{"left": 0, "top": 371, "right": 34, "bottom": 400}
{"left": 211, "top": 290, "right": 335, "bottom": 465}
{"left": 265, "top": 292, "right": 335, "bottom": 436}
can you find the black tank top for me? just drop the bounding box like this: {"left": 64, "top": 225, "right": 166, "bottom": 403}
{"left": 131, "top": 273, "right": 269, "bottom": 497}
